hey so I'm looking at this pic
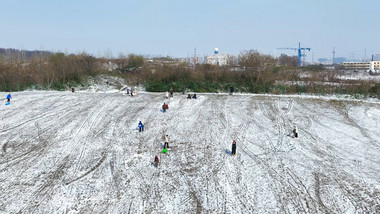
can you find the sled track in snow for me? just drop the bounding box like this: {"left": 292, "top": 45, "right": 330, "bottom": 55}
{"left": 256, "top": 104, "right": 281, "bottom": 154}
{"left": 313, "top": 172, "right": 330, "bottom": 212}
{"left": 291, "top": 102, "right": 380, "bottom": 213}
{"left": 109, "top": 153, "right": 121, "bottom": 199}
{"left": 297, "top": 101, "right": 373, "bottom": 144}
{"left": 65, "top": 151, "right": 107, "bottom": 185}
{"left": 1, "top": 92, "right": 379, "bottom": 213}
{"left": 1, "top": 142, "right": 8, "bottom": 154}
{"left": 1, "top": 122, "right": 59, "bottom": 163}
{"left": 0, "top": 103, "right": 80, "bottom": 133}
{"left": 1, "top": 104, "right": 82, "bottom": 168}
{"left": 277, "top": 98, "right": 294, "bottom": 115}
{"left": 226, "top": 125, "right": 255, "bottom": 213}
{"left": 214, "top": 97, "right": 255, "bottom": 213}
{"left": 240, "top": 140, "right": 323, "bottom": 213}
{"left": 69, "top": 99, "right": 116, "bottom": 180}
{"left": 336, "top": 104, "right": 380, "bottom": 149}
{"left": 18, "top": 155, "right": 70, "bottom": 213}
{"left": 243, "top": 105, "right": 331, "bottom": 213}
{"left": 0, "top": 136, "right": 49, "bottom": 166}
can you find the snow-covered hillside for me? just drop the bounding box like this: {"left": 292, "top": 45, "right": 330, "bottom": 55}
{"left": 1, "top": 91, "right": 379, "bottom": 213}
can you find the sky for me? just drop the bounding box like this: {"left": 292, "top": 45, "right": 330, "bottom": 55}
{"left": 1, "top": 0, "right": 379, "bottom": 61}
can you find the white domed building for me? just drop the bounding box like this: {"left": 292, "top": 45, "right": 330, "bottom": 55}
{"left": 206, "top": 48, "right": 230, "bottom": 66}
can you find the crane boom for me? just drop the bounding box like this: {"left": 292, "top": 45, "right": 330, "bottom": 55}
{"left": 277, "top": 42, "right": 311, "bottom": 66}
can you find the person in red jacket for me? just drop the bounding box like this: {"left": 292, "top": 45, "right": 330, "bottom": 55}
{"left": 154, "top": 155, "right": 159, "bottom": 167}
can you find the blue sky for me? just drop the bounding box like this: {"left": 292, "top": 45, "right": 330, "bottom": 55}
{"left": 1, "top": 0, "right": 379, "bottom": 61}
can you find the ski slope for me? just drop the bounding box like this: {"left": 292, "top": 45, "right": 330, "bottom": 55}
{"left": 1, "top": 91, "right": 379, "bottom": 213}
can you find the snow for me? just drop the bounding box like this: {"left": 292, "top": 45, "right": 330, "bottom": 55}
{"left": 1, "top": 90, "right": 380, "bottom": 213}
{"left": 336, "top": 71, "right": 380, "bottom": 83}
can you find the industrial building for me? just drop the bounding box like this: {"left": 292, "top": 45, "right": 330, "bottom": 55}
{"left": 342, "top": 61, "right": 380, "bottom": 73}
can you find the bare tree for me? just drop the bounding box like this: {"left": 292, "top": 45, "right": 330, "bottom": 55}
{"left": 238, "top": 50, "right": 276, "bottom": 84}
{"left": 279, "top": 54, "right": 298, "bottom": 67}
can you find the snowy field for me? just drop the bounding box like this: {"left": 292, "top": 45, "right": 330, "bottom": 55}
{"left": 1, "top": 91, "right": 379, "bottom": 213}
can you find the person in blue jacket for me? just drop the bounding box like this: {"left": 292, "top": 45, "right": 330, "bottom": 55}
{"left": 138, "top": 121, "right": 144, "bottom": 132}
{"left": 6, "top": 93, "right": 12, "bottom": 103}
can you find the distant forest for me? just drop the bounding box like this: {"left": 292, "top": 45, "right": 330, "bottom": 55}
{"left": 0, "top": 48, "right": 379, "bottom": 99}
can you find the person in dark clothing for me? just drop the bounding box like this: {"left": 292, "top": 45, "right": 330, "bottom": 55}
{"left": 138, "top": 121, "right": 144, "bottom": 132}
{"left": 231, "top": 140, "right": 237, "bottom": 155}
{"left": 187, "top": 94, "right": 191, "bottom": 99}
{"left": 170, "top": 88, "right": 174, "bottom": 97}
{"left": 293, "top": 125, "right": 298, "bottom": 138}
{"left": 230, "top": 86, "right": 234, "bottom": 95}
{"left": 192, "top": 94, "right": 197, "bottom": 99}
{"left": 154, "top": 155, "right": 159, "bottom": 167}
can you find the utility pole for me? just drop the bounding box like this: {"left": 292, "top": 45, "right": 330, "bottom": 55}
{"left": 193, "top": 48, "right": 197, "bottom": 64}
{"left": 332, "top": 47, "right": 335, "bottom": 64}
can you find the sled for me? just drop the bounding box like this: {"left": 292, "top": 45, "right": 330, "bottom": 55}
{"left": 5, "top": 103, "right": 10, "bottom": 105}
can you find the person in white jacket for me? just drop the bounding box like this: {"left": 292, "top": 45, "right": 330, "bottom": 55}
{"left": 164, "top": 135, "right": 169, "bottom": 149}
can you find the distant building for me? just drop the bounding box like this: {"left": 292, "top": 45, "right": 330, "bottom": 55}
{"left": 207, "top": 54, "right": 230, "bottom": 66}
{"left": 318, "top": 57, "right": 346, "bottom": 65}
{"left": 342, "top": 62, "right": 369, "bottom": 70}
{"left": 317, "top": 58, "right": 332, "bottom": 65}
{"left": 333, "top": 57, "right": 347, "bottom": 64}
{"left": 342, "top": 61, "right": 380, "bottom": 73}
{"left": 206, "top": 48, "right": 232, "bottom": 66}
{"left": 372, "top": 54, "right": 380, "bottom": 61}
{"left": 318, "top": 58, "right": 328, "bottom": 63}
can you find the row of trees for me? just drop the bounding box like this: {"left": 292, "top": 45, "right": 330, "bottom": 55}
{"left": 1, "top": 50, "right": 379, "bottom": 98}
{"left": 0, "top": 53, "right": 100, "bottom": 91}
{"left": 135, "top": 50, "right": 379, "bottom": 98}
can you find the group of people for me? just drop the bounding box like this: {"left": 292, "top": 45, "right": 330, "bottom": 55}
{"left": 165, "top": 88, "right": 174, "bottom": 99}
{"left": 126, "top": 87, "right": 134, "bottom": 97}
{"left": 153, "top": 88, "right": 299, "bottom": 167}
{"left": 153, "top": 134, "right": 170, "bottom": 167}
{"left": 230, "top": 126, "right": 298, "bottom": 156}
{"left": 187, "top": 94, "right": 197, "bottom": 99}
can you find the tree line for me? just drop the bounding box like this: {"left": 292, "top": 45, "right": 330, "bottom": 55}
{"left": 0, "top": 50, "right": 379, "bottom": 99}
